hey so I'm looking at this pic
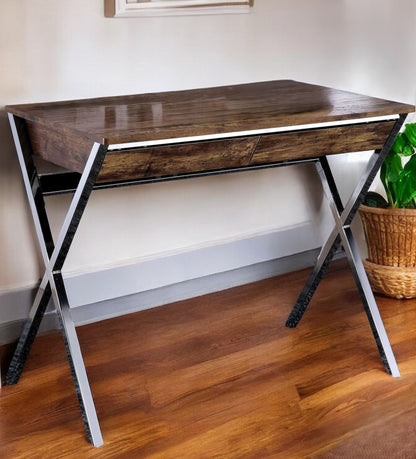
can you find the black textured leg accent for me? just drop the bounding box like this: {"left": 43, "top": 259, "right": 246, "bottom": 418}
{"left": 285, "top": 236, "right": 341, "bottom": 328}
{"left": 56, "top": 309, "right": 93, "bottom": 444}
{"left": 5, "top": 284, "right": 52, "bottom": 385}
{"left": 361, "top": 306, "right": 391, "bottom": 375}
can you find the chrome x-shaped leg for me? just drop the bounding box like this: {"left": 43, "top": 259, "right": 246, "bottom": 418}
{"left": 286, "top": 115, "right": 407, "bottom": 377}
{"left": 5, "top": 114, "right": 108, "bottom": 446}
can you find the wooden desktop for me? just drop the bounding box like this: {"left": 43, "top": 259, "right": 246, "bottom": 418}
{"left": 5, "top": 80, "right": 414, "bottom": 446}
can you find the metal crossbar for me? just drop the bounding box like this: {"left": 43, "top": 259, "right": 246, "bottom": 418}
{"left": 285, "top": 114, "right": 407, "bottom": 377}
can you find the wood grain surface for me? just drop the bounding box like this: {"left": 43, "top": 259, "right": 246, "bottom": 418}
{"left": 7, "top": 81, "right": 413, "bottom": 145}
{"left": 1, "top": 260, "right": 416, "bottom": 458}
{"left": 6, "top": 81, "right": 414, "bottom": 179}
{"left": 98, "top": 136, "right": 259, "bottom": 182}
{"left": 250, "top": 121, "right": 396, "bottom": 166}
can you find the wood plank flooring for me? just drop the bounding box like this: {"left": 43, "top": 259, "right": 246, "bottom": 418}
{"left": 1, "top": 260, "right": 416, "bottom": 458}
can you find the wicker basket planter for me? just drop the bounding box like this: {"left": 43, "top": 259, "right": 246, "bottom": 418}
{"left": 359, "top": 204, "right": 416, "bottom": 298}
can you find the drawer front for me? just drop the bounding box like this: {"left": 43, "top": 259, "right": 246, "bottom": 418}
{"left": 98, "top": 136, "right": 259, "bottom": 182}
{"left": 98, "top": 150, "right": 151, "bottom": 182}
{"left": 250, "top": 121, "right": 396, "bottom": 166}
{"left": 27, "top": 118, "right": 397, "bottom": 183}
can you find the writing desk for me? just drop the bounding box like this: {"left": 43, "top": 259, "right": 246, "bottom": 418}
{"left": 5, "top": 80, "right": 414, "bottom": 446}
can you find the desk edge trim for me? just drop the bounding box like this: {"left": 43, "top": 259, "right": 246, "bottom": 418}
{"left": 107, "top": 115, "right": 401, "bottom": 150}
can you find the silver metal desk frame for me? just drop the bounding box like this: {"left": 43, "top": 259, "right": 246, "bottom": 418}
{"left": 5, "top": 111, "right": 407, "bottom": 447}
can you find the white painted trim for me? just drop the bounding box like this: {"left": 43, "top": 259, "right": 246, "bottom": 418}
{"left": 0, "top": 248, "right": 321, "bottom": 346}
{"left": 63, "top": 223, "right": 321, "bottom": 307}
{"left": 107, "top": 0, "right": 252, "bottom": 18}
{"left": 71, "top": 248, "right": 322, "bottom": 326}
{"left": 0, "top": 222, "right": 322, "bottom": 344}
{"left": 0, "top": 315, "right": 58, "bottom": 347}
{"left": 107, "top": 115, "right": 399, "bottom": 150}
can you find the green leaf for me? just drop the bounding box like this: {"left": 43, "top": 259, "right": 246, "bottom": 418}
{"left": 395, "top": 156, "right": 416, "bottom": 207}
{"left": 381, "top": 151, "right": 403, "bottom": 206}
{"left": 382, "top": 151, "right": 402, "bottom": 181}
{"left": 402, "top": 144, "right": 415, "bottom": 157}
{"left": 404, "top": 123, "right": 416, "bottom": 147}
{"left": 391, "top": 133, "right": 406, "bottom": 154}
{"left": 397, "top": 174, "right": 416, "bottom": 207}
{"left": 380, "top": 124, "right": 416, "bottom": 208}
{"left": 403, "top": 153, "right": 416, "bottom": 174}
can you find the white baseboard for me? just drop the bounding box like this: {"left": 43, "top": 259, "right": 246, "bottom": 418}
{"left": 0, "top": 223, "right": 322, "bottom": 345}
{"left": 64, "top": 223, "right": 322, "bottom": 308}
{"left": 70, "top": 247, "right": 320, "bottom": 326}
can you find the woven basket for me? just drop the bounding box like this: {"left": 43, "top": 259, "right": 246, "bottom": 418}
{"left": 363, "top": 260, "right": 416, "bottom": 299}
{"left": 359, "top": 205, "right": 416, "bottom": 267}
{"left": 359, "top": 205, "right": 416, "bottom": 298}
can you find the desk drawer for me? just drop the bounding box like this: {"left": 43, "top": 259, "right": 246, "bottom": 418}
{"left": 250, "top": 121, "right": 396, "bottom": 165}
{"left": 98, "top": 136, "right": 259, "bottom": 182}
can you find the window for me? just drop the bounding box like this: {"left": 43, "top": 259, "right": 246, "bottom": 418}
{"left": 105, "top": 0, "right": 254, "bottom": 17}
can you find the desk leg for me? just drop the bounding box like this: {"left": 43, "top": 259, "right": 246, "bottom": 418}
{"left": 53, "top": 273, "right": 104, "bottom": 446}
{"left": 286, "top": 115, "right": 406, "bottom": 376}
{"left": 316, "top": 157, "right": 400, "bottom": 376}
{"left": 5, "top": 274, "right": 51, "bottom": 384}
{"left": 285, "top": 229, "right": 341, "bottom": 328}
{"left": 6, "top": 114, "right": 107, "bottom": 446}
{"left": 286, "top": 150, "right": 384, "bottom": 327}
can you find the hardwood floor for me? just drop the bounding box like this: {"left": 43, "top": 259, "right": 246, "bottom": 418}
{"left": 1, "top": 260, "right": 416, "bottom": 458}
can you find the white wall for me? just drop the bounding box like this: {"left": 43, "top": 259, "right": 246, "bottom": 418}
{"left": 0, "top": 0, "right": 415, "bottom": 297}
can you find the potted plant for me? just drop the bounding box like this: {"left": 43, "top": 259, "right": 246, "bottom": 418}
{"left": 360, "top": 122, "right": 416, "bottom": 298}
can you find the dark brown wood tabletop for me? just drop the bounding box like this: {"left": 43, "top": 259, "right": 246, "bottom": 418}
{"left": 7, "top": 80, "right": 413, "bottom": 145}
{"left": 6, "top": 80, "right": 414, "bottom": 181}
